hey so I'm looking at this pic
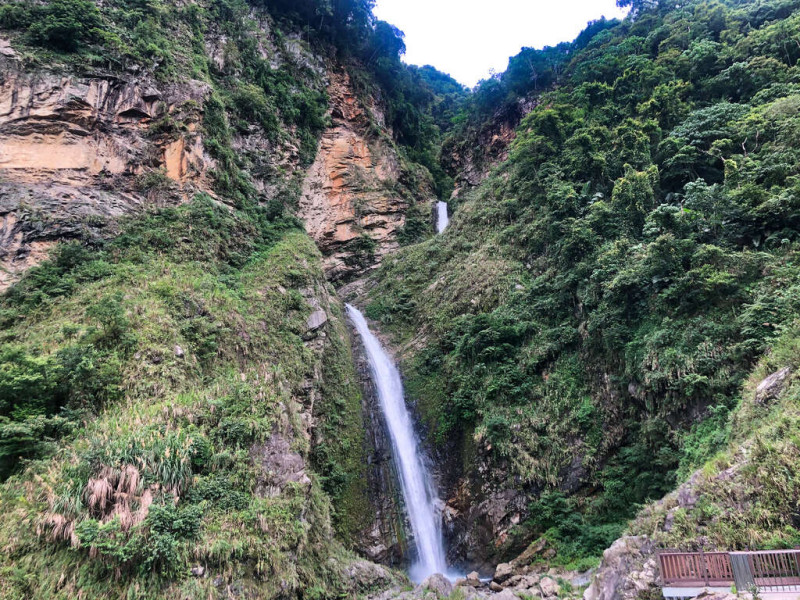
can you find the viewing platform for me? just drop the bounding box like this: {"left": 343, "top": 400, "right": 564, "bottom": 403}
{"left": 659, "top": 549, "right": 800, "bottom": 600}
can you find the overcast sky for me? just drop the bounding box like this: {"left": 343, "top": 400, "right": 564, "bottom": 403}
{"left": 373, "top": 0, "right": 629, "bottom": 87}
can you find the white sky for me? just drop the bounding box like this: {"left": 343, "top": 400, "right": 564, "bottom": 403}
{"left": 373, "top": 0, "right": 629, "bottom": 87}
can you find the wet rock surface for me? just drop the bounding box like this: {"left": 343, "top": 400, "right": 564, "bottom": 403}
{"left": 349, "top": 315, "right": 408, "bottom": 565}
{"left": 368, "top": 541, "right": 598, "bottom": 600}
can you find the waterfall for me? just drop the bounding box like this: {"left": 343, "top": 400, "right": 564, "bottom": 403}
{"left": 347, "top": 304, "right": 448, "bottom": 582}
{"left": 436, "top": 201, "right": 449, "bottom": 233}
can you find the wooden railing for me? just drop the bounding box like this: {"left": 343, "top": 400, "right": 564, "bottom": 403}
{"left": 659, "top": 551, "right": 734, "bottom": 586}
{"left": 659, "top": 549, "right": 800, "bottom": 592}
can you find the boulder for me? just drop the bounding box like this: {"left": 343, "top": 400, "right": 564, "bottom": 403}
{"left": 494, "top": 562, "right": 514, "bottom": 583}
{"left": 342, "top": 559, "right": 395, "bottom": 592}
{"left": 250, "top": 435, "right": 311, "bottom": 498}
{"left": 754, "top": 367, "right": 792, "bottom": 405}
{"left": 466, "top": 571, "right": 483, "bottom": 587}
{"left": 419, "top": 573, "right": 453, "bottom": 598}
{"left": 306, "top": 309, "right": 328, "bottom": 332}
{"left": 490, "top": 581, "right": 504, "bottom": 592}
{"left": 570, "top": 570, "right": 594, "bottom": 588}
{"left": 511, "top": 537, "right": 550, "bottom": 568}
{"left": 582, "top": 536, "right": 656, "bottom": 600}
{"left": 493, "top": 590, "right": 521, "bottom": 600}
{"left": 462, "top": 587, "right": 489, "bottom": 600}
{"left": 539, "top": 576, "right": 561, "bottom": 597}
{"left": 515, "top": 575, "right": 540, "bottom": 590}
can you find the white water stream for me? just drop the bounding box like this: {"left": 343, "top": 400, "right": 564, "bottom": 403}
{"left": 347, "top": 304, "right": 449, "bottom": 582}
{"left": 436, "top": 201, "right": 450, "bottom": 233}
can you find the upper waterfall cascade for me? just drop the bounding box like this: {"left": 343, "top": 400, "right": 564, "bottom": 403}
{"left": 346, "top": 304, "right": 449, "bottom": 582}
{"left": 436, "top": 201, "right": 450, "bottom": 233}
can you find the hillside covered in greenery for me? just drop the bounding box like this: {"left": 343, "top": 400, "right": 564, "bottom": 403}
{"left": 4, "top": 0, "right": 800, "bottom": 596}
{"left": 0, "top": 0, "right": 439, "bottom": 596}
{"left": 365, "top": 0, "right": 800, "bottom": 567}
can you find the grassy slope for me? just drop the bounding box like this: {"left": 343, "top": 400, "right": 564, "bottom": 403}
{"left": 364, "top": 0, "right": 800, "bottom": 566}
{"left": 0, "top": 198, "right": 381, "bottom": 598}
{"left": 631, "top": 323, "right": 800, "bottom": 550}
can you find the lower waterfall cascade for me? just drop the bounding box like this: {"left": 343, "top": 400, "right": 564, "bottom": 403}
{"left": 346, "top": 304, "right": 451, "bottom": 582}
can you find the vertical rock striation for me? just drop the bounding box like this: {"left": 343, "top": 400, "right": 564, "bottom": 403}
{"left": 299, "top": 69, "right": 435, "bottom": 282}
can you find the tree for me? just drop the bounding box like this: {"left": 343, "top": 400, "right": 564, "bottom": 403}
{"left": 26, "top": 0, "right": 103, "bottom": 52}
{"left": 369, "top": 20, "right": 405, "bottom": 62}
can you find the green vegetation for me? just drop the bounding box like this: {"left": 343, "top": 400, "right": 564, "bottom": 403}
{"left": 0, "top": 0, "right": 330, "bottom": 179}
{"left": 6, "top": 0, "right": 800, "bottom": 589}
{"left": 366, "top": 0, "right": 800, "bottom": 565}
{"left": 633, "top": 324, "right": 800, "bottom": 550}
{"left": 0, "top": 0, "right": 456, "bottom": 594}
{"left": 0, "top": 193, "right": 373, "bottom": 597}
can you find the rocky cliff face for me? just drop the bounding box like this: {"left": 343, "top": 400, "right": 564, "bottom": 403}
{"left": 443, "top": 96, "right": 537, "bottom": 200}
{"left": 0, "top": 23, "right": 327, "bottom": 292}
{"left": 300, "top": 69, "right": 435, "bottom": 282}
{"left": 0, "top": 49, "right": 432, "bottom": 289}
{"left": 0, "top": 47, "right": 217, "bottom": 291}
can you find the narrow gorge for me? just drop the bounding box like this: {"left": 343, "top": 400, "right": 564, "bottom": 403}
{"left": 347, "top": 303, "right": 449, "bottom": 583}
{"left": 4, "top": 0, "right": 800, "bottom": 599}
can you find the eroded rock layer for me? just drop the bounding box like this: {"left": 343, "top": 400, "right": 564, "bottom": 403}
{"left": 300, "top": 69, "right": 434, "bottom": 282}
{"left": 0, "top": 50, "right": 213, "bottom": 290}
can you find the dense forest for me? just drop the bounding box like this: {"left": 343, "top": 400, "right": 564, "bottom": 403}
{"left": 2, "top": 0, "right": 800, "bottom": 597}
{"left": 366, "top": 0, "right": 800, "bottom": 567}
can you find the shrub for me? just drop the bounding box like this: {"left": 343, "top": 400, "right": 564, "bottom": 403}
{"left": 26, "top": 0, "right": 104, "bottom": 52}
{"left": 0, "top": 2, "right": 32, "bottom": 29}
{"left": 0, "top": 414, "right": 72, "bottom": 478}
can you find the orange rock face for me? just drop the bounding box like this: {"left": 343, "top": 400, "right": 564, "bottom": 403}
{"left": 299, "top": 70, "right": 434, "bottom": 282}
{"left": 0, "top": 39, "right": 430, "bottom": 290}
{"left": 0, "top": 50, "right": 214, "bottom": 291}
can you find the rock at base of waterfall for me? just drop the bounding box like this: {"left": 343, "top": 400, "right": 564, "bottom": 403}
{"left": 540, "top": 576, "right": 561, "bottom": 597}
{"left": 342, "top": 559, "right": 396, "bottom": 593}
{"left": 493, "top": 590, "right": 522, "bottom": 600}
{"left": 465, "top": 571, "right": 482, "bottom": 587}
{"left": 493, "top": 562, "right": 513, "bottom": 583}
{"left": 516, "top": 575, "right": 541, "bottom": 590}
{"left": 418, "top": 573, "right": 453, "bottom": 598}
